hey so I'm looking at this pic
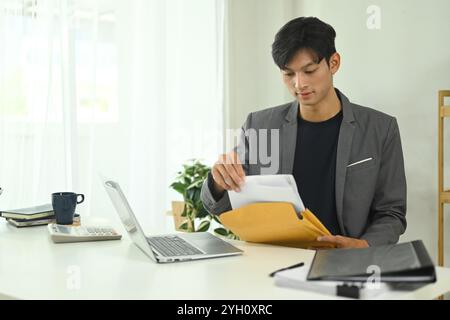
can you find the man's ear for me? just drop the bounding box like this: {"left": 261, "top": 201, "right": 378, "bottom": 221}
{"left": 329, "top": 52, "right": 340, "bottom": 75}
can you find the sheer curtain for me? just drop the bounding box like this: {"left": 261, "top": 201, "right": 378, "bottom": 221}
{"left": 0, "top": 0, "right": 225, "bottom": 230}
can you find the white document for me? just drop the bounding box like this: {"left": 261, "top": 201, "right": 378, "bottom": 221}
{"left": 274, "top": 265, "right": 391, "bottom": 300}
{"left": 228, "top": 174, "right": 305, "bottom": 213}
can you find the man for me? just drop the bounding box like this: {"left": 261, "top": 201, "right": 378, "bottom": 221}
{"left": 201, "top": 17, "right": 407, "bottom": 248}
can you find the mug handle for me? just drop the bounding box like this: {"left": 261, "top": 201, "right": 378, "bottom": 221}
{"left": 77, "top": 194, "right": 85, "bottom": 204}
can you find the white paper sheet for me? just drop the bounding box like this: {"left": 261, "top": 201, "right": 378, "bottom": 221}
{"left": 228, "top": 174, "right": 305, "bottom": 213}
{"left": 274, "top": 264, "right": 391, "bottom": 299}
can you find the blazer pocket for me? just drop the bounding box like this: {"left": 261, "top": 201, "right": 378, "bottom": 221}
{"left": 346, "top": 157, "right": 377, "bottom": 173}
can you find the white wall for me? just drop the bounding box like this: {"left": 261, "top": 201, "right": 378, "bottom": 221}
{"left": 225, "top": 0, "right": 450, "bottom": 264}
{"left": 224, "top": 0, "right": 294, "bottom": 130}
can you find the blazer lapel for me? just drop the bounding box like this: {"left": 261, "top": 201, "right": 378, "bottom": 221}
{"left": 280, "top": 101, "right": 298, "bottom": 174}
{"left": 335, "top": 90, "right": 355, "bottom": 236}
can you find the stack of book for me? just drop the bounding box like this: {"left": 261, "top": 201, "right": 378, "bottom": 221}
{"left": 0, "top": 204, "right": 80, "bottom": 228}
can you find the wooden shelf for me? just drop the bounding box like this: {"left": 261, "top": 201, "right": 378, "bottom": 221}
{"left": 438, "top": 90, "right": 450, "bottom": 269}
{"left": 440, "top": 106, "right": 450, "bottom": 117}
{"left": 441, "top": 190, "right": 450, "bottom": 203}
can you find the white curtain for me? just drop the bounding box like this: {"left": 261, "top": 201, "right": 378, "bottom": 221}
{"left": 0, "top": 0, "right": 225, "bottom": 230}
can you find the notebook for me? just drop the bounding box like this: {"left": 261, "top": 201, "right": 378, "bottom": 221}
{"left": 307, "top": 240, "right": 436, "bottom": 283}
{"left": 7, "top": 213, "right": 81, "bottom": 228}
{"left": 0, "top": 203, "right": 54, "bottom": 220}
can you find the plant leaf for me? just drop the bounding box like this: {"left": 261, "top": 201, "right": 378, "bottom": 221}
{"left": 186, "top": 189, "right": 196, "bottom": 202}
{"left": 185, "top": 199, "right": 195, "bottom": 209}
{"left": 187, "top": 179, "right": 203, "bottom": 190}
{"left": 171, "top": 159, "right": 211, "bottom": 221}
{"left": 196, "top": 220, "right": 210, "bottom": 232}
{"left": 214, "top": 228, "right": 229, "bottom": 236}
{"left": 228, "top": 233, "right": 240, "bottom": 240}
{"left": 196, "top": 206, "right": 209, "bottom": 219}
{"left": 170, "top": 182, "right": 186, "bottom": 195}
{"left": 179, "top": 222, "right": 189, "bottom": 231}
{"left": 181, "top": 206, "right": 188, "bottom": 217}
{"left": 211, "top": 214, "right": 222, "bottom": 224}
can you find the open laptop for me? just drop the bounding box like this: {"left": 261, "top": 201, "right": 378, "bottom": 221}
{"left": 103, "top": 179, "right": 243, "bottom": 263}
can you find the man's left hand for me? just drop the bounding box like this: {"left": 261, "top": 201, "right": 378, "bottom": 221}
{"left": 316, "top": 235, "right": 369, "bottom": 249}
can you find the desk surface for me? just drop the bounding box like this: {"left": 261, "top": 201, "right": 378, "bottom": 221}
{"left": 0, "top": 219, "right": 449, "bottom": 300}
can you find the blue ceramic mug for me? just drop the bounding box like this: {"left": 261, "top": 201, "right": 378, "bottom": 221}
{"left": 52, "top": 192, "right": 84, "bottom": 225}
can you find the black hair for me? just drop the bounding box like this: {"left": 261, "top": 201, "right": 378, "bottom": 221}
{"left": 272, "top": 17, "right": 336, "bottom": 69}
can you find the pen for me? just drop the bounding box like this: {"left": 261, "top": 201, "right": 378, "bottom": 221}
{"left": 269, "top": 262, "right": 304, "bottom": 277}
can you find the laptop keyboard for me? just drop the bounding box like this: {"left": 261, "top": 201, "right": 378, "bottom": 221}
{"left": 147, "top": 236, "right": 203, "bottom": 257}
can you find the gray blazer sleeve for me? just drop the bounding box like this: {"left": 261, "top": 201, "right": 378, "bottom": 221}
{"left": 200, "top": 113, "right": 252, "bottom": 216}
{"left": 360, "top": 118, "right": 407, "bottom": 246}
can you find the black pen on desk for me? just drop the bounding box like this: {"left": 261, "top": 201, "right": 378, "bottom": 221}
{"left": 269, "top": 262, "right": 304, "bottom": 277}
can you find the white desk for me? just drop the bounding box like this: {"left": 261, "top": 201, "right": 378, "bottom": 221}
{"left": 1, "top": 219, "right": 449, "bottom": 300}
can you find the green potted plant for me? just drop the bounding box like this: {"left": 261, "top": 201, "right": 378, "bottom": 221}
{"left": 170, "top": 159, "right": 238, "bottom": 239}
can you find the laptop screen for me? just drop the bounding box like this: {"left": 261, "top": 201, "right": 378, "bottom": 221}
{"left": 103, "top": 179, "right": 157, "bottom": 261}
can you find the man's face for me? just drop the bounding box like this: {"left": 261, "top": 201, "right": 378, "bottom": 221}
{"left": 281, "top": 49, "right": 340, "bottom": 106}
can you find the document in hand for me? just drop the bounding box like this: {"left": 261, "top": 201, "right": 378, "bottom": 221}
{"left": 221, "top": 175, "right": 334, "bottom": 248}
{"left": 228, "top": 175, "right": 305, "bottom": 213}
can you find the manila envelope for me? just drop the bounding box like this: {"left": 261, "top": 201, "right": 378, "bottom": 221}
{"left": 219, "top": 202, "right": 336, "bottom": 249}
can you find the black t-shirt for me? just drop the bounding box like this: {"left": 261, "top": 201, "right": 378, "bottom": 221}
{"left": 292, "top": 110, "right": 343, "bottom": 235}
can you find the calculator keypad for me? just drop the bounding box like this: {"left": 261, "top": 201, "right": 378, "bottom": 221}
{"left": 49, "top": 224, "right": 122, "bottom": 243}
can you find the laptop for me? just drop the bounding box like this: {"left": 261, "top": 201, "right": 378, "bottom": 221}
{"left": 103, "top": 179, "right": 243, "bottom": 263}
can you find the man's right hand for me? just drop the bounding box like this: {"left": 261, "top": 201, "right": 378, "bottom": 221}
{"left": 211, "top": 151, "right": 246, "bottom": 195}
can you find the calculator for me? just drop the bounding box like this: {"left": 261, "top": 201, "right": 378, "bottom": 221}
{"left": 48, "top": 223, "right": 122, "bottom": 243}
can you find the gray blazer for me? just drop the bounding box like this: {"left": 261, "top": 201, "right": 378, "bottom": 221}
{"left": 201, "top": 89, "right": 407, "bottom": 246}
